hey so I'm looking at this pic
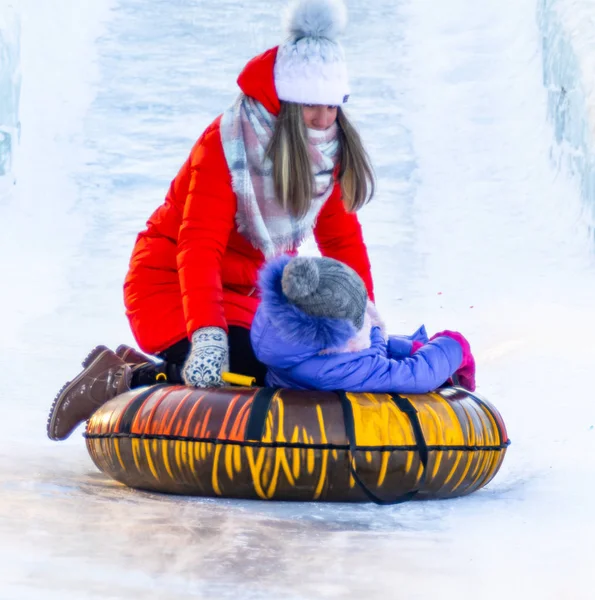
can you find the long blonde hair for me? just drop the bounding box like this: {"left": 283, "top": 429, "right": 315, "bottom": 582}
{"left": 266, "top": 102, "right": 375, "bottom": 218}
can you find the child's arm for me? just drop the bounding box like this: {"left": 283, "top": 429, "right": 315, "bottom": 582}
{"left": 386, "top": 325, "right": 429, "bottom": 359}
{"left": 309, "top": 335, "right": 464, "bottom": 393}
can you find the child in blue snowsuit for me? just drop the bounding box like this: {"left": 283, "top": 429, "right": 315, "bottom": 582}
{"left": 250, "top": 255, "right": 475, "bottom": 393}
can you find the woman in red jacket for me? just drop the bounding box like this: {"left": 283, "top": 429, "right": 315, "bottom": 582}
{"left": 48, "top": 0, "right": 377, "bottom": 440}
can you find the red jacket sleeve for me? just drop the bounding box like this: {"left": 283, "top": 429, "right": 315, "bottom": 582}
{"left": 177, "top": 121, "right": 236, "bottom": 335}
{"left": 313, "top": 184, "right": 375, "bottom": 302}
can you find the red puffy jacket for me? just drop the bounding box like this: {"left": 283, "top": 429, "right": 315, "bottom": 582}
{"left": 124, "top": 47, "right": 375, "bottom": 355}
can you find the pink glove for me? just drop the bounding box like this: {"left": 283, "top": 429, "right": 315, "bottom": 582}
{"left": 410, "top": 341, "right": 424, "bottom": 354}
{"left": 430, "top": 330, "right": 476, "bottom": 391}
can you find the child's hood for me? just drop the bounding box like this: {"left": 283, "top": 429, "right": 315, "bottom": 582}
{"left": 251, "top": 255, "right": 359, "bottom": 368}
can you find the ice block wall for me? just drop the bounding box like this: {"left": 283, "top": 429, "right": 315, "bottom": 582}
{"left": 0, "top": 6, "right": 21, "bottom": 178}
{"left": 539, "top": 0, "right": 595, "bottom": 208}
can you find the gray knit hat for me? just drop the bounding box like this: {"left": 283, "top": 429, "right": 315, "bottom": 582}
{"left": 281, "top": 256, "right": 367, "bottom": 330}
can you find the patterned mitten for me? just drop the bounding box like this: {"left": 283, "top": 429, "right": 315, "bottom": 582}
{"left": 182, "top": 327, "right": 229, "bottom": 388}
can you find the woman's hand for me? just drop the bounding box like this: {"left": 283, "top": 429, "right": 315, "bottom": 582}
{"left": 182, "top": 327, "right": 230, "bottom": 387}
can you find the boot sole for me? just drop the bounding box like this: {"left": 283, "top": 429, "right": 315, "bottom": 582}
{"left": 47, "top": 346, "right": 112, "bottom": 441}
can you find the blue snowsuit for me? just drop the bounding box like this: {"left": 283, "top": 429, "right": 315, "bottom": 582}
{"left": 250, "top": 256, "right": 463, "bottom": 393}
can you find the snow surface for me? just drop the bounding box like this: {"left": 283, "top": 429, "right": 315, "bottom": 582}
{"left": 539, "top": 0, "right": 595, "bottom": 217}
{"left": 2, "top": 0, "right": 595, "bottom": 598}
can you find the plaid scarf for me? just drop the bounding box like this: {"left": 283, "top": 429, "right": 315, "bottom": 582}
{"left": 220, "top": 94, "right": 339, "bottom": 257}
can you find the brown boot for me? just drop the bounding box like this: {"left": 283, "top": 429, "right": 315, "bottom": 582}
{"left": 114, "top": 343, "right": 172, "bottom": 384}
{"left": 114, "top": 344, "right": 153, "bottom": 366}
{"left": 81, "top": 344, "right": 151, "bottom": 368}
{"left": 47, "top": 347, "right": 132, "bottom": 441}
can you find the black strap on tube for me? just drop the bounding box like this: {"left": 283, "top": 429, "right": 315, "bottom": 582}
{"left": 245, "top": 387, "right": 277, "bottom": 441}
{"left": 337, "top": 391, "right": 429, "bottom": 505}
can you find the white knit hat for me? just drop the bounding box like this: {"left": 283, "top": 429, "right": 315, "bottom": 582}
{"left": 274, "top": 0, "right": 350, "bottom": 106}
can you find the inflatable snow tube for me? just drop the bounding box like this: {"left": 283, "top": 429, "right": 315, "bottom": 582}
{"left": 84, "top": 385, "right": 510, "bottom": 504}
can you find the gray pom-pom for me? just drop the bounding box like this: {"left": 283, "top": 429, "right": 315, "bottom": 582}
{"left": 284, "top": 0, "right": 348, "bottom": 42}
{"left": 282, "top": 257, "right": 320, "bottom": 300}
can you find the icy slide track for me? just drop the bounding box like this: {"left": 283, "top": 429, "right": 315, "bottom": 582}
{"left": 1, "top": 0, "right": 595, "bottom": 599}
{"left": 539, "top": 0, "right": 595, "bottom": 217}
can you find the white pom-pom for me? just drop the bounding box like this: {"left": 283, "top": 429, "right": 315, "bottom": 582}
{"left": 282, "top": 257, "right": 320, "bottom": 300}
{"left": 284, "top": 0, "right": 348, "bottom": 42}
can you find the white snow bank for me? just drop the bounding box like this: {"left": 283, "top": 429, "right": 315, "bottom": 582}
{"left": 539, "top": 0, "right": 595, "bottom": 211}
{"left": 0, "top": 5, "right": 20, "bottom": 179}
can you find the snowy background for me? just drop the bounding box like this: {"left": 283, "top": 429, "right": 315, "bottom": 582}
{"left": 2, "top": 0, "right": 595, "bottom": 598}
